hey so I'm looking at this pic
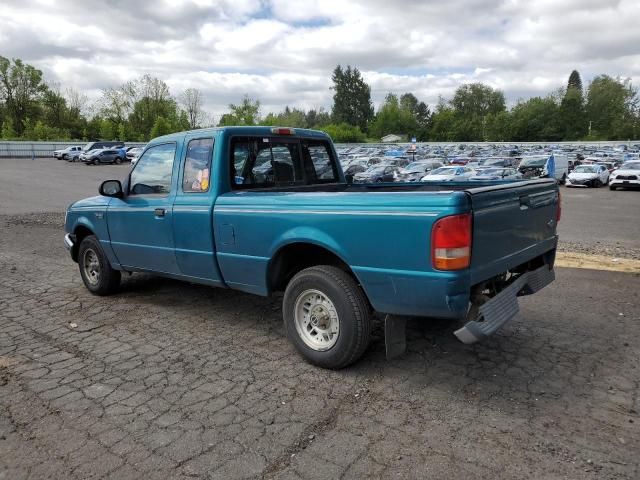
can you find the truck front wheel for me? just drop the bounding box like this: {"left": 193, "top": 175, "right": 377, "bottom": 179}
{"left": 283, "top": 265, "right": 371, "bottom": 369}
{"left": 78, "top": 235, "right": 121, "bottom": 295}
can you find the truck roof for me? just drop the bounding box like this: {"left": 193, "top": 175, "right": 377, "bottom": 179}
{"left": 150, "top": 126, "right": 331, "bottom": 143}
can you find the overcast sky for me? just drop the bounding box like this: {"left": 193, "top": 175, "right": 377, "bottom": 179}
{"left": 1, "top": 0, "right": 639, "bottom": 121}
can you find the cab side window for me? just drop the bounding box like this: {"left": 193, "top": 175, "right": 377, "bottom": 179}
{"left": 130, "top": 143, "right": 176, "bottom": 195}
{"left": 183, "top": 138, "right": 214, "bottom": 192}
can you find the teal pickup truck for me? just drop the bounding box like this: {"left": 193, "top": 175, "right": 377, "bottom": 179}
{"left": 64, "top": 127, "right": 559, "bottom": 368}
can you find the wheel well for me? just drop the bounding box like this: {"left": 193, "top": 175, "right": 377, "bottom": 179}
{"left": 267, "top": 243, "right": 357, "bottom": 294}
{"left": 72, "top": 225, "right": 94, "bottom": 261}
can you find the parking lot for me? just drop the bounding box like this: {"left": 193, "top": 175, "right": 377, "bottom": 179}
{"left": 1, "top": 158, "right": 639, "bottom": 479}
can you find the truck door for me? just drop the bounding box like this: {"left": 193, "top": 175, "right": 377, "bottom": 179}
{"left": 107, "top": 142, "right": 180, "bottom": 274}
{"left": 172, "top": 136, "right": 224, "bottom": 284}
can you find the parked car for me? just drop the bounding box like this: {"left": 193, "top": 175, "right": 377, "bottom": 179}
{"left": 396, "top": 161, "right": 443, "bottom": 182}
{"left": 82, "top": 149, "right": 126, "bottom": 166}
{"left": 127, "top": 147, "right": 144, "bottom": 164}
{"left": 421, "top": 166, "right": 475, "bottom": 182}
{"left": 64, "top": 126, "right": 559, "bottom": 369}
{"left": 82, "top": 141, "right": 125, "bottom": 152}
{"left": 353, "top": 165, "right": 399, "bottom": 183}
{"left": 53, "top": 146, "right": 83, "bottom": 161}
{"left": 609, "top": 162, "right": 640, "bottom": 190}
{"left": 518, "top": 154, "right": 569, "bottom": 184}
{"left": 565, "top": 164, "right": 610, "bottom": 187}
{"left": 344, "top": 163, "right": 367, "bottom": 176}
{"left": 469, "top": 168, "right": 522, "bottom": 181}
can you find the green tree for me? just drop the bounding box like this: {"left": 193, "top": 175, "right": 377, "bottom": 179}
{"left": 117, "top": 123, "right": 127, "bottom": 141}
{"left": 414, "top": 101, "right": 432, "bottom": 140}
{"left": 586, "top": 75, "right": 638, "bottom": 139}
{"left": 100, "top": 118, "right": 115, "bottom": 140}
{"left": 567, "top": 70, "right": 583, "bottom": 92}
{"left": 150, "top": 116, "right": 171, "bottom": 138}
{"left": 429, "top": 105, "right": 456, "bottom": 141}
{"left": 484, "top": 111, "right": 512, "bottom": 141}
{"left": 560, "top": 86, "right": 586, "bottom": 140}
{"left": 0, "top": 56, "right": 48, "bottom": 134}
{"left": 320, "top": 123, "right": 366, "bottom": 143}
{"left": 330, "top": 65, "right": 374, "bottom": 131}
{"left": 449, "top": 83, "right": 506, "bottom": 140}
{"left": 370, "top": 93, "right": 417, "bottom": 139}
{"left": 218, "top": 95, "right": 261, "bottom": 126}
{"left": 1, "top": 118, "right": 16, "bottom": 139}
{"left": 305, "top": 108, "right": 332, "bottom": 128}
{"left": 510, "top": 96, "right": 562, "bottom": 141}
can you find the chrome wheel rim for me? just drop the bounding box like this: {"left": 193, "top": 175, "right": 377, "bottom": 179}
{"left": 83, "top": 248, "right": 100, "bottom": 286}
{"left": 294, "top": 289, "right": 340, "bottom": 351}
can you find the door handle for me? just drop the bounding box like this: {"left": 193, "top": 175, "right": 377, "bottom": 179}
{"left": 154, "top": 208, "right": 166, "bottom": 217}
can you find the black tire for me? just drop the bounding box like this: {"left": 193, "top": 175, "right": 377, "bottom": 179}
{"left": 283, "top": 265, "right": 371, "bottom": 369}
{"left": 594, "top": 179, "right": 602, "bottom": 188}
{"left": 78, "top": 235, "right": 120, "bottom": 295}
{"left": 610, "top": 185, "right": 617, "bottom": 191}
{"left": 62, "top": 154, "right": 68, "bottom": 161}
{"left": 114, "top": 156, "right": 122, "bottom": 165}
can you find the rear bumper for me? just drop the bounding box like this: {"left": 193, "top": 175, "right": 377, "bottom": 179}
{"left": 454, "top": 264, "right": 555, "bottom": 344}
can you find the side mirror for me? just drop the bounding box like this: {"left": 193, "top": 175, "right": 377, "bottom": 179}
{"left": 99, "top": 180, "right": 123, "bottom": 198}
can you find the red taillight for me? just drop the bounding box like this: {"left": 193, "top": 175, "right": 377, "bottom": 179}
{"left": 431, "top": 213, "right": 472, "bottom": 270}
{"left": 271, "top": 127, "right": 296, "bottom": 135}
{"left": 556, "top": 190, "right": 561, "bottom": 223}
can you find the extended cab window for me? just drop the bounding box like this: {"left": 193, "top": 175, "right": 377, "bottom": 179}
{"left": 231, "top": 137, "right": 304, "bottom": 189}
{"left": 183, "top": 138, "right": 214, "bottom": 192}
{"left": 129, "top": 143, "right": 176, "bottom": 195}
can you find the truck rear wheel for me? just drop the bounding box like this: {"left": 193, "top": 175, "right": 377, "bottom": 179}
{"left": 78, "top": 235, "right": 120, "bottom": 295}
{"left": 283, "top": 265, "right": 371, "bottom": 369}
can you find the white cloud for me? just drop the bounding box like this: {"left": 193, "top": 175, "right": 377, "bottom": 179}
{"left": 1, "top": 0, "right": 639, "bottom": 117}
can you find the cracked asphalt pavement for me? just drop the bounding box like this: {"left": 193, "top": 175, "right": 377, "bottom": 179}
{"left": 0, "top": 158, "right": 639, "bottom": 479}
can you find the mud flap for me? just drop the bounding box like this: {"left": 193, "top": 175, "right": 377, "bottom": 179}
{"left": 384, "top": 315, "right": 407, "bottom": 359}
{"left": 454, "top": 265, "right": 555, "bottom": 344}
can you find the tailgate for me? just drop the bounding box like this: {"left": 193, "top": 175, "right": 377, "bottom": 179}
{"left": 467, "top": 179, "right": 559, "bottom": 284}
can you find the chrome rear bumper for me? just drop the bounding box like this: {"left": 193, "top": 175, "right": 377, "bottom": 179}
{"left": 454, "top": 264, "right": 555, "bottom": 344}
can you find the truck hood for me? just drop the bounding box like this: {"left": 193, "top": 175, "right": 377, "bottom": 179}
{"left": 70, "top": 195, "right": 111, "bottom": 209}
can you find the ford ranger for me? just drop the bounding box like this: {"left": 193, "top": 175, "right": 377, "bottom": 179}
{"left": 64, "top": 127, "right": 559, "bottom": 369}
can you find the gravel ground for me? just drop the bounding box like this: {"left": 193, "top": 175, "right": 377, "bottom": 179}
{"left": 0, "top": 220, "right": 639, "bottom": 480}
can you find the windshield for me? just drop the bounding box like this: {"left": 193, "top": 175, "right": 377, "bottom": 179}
{"left": 430, "top": 167, "right": 456, "bottom": 176}
{"left": 622, "top": 163, "right": 640, "bottom": 170}
{"left": 574, "top": 166, "right": 598, "bottom": 173}
{"left": 519, "top": 157, "right": 547, "bottom": 167}
{"left": 484, "top": 159, "right": 505, "bottom": 166}
{"left": 479, "top": 168, "right": 503, "bottom": 176}
{"left": 403, "top": 162, "right": 428, "bottom": 172}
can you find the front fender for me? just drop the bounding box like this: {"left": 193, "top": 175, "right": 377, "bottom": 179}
{"left": 67, "top": 206, "right": 121, "bottom": 269}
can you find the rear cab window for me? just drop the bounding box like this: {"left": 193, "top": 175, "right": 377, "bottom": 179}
{"left": 230, "top": 136, "right": 339, "bottom": 189}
